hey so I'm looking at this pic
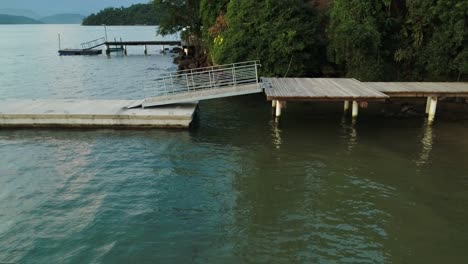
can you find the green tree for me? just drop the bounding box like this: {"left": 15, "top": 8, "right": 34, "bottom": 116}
{"left": 152, "top": 0, "right": 201, "bottom": 36}
{"left": 395, "top": 0, "right": 467, "bottom": 81}
{"left": 209, "top": 0, "right": 324, "bottom": 77}
{"left": 327, "top": 0, "right": 400, "bottom": 81}
{"left": 82, "top": 4, "right": 161, "bottom": 26}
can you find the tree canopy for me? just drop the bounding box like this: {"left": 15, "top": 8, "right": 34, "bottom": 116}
{"left": 82, "top": 4, "right": 161, "bottom": 25}
{"left": 111, "top": 0, "right": 467, "bottom": 81}
{"left": 206, "top": 0, "right": 324, "bottom": 77}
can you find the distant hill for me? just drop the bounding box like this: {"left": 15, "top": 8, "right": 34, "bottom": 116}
{"left": 83, "top": 4, "right": 160, "bottom": 25}
{"left": 40, "top": 13, "right": 85, "bottom": 24}
{"left": 0, "top": 8, "right": 40, "bottom": 19}
{"left": 0, "top": 14, "right": 42, "bottom": 24}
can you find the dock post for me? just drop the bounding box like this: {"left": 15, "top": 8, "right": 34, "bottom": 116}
{"left": 275, "top": 101, "right": 282, "bottom": 117}
{"left": 105, "top": 45, "right": 110, "bottom": 55}
{"left": 425, "top": 97, "right": 431, "bottom": 114}
{"left": 344, "top": 101, "right": 350, "bottom": 112}
{"left": 124, "top": 45, "right": 127, "bottom": 56}
{"left": 144, "top": 45, "right": 148, "bottom": 55}
{"left": 428, "top": 96, "right": 438, "bottom": 122}
{"left": 272, "top": 100, "right": 277, "bottom": 108}
{"left": 352, "top": 101, "right": 359, "bottom": 118}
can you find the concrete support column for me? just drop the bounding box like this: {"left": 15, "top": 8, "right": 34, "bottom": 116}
{"left": 352, "top": 101, "right": 359, "bottom": 118}
{"left": 425, "top": 97, "right": 431, "bottom": 114}
{"left": 275, "top": 101, "right": 282, "bottom": 117}
{"left": 428, "top": 96, "right": 438, "bottom": 122}
{"left": 344, "top": 101, "right": 350, "bottom": 112}
{"left": 272, "top": 100, "right": 277, "bottom": 108}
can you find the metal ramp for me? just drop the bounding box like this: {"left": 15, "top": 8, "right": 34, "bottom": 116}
{"left": 140, "top": 61, "right": 263, "bottom": 108}
{"left": 81, "top": 37, "right": 106, "bottom": 50}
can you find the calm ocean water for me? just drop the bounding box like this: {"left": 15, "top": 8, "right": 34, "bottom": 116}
{"left": 1, "top": 25, "right": 468, "bottom": 264}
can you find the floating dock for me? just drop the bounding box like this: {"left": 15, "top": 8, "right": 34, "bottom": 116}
{"left": 59, "top": 49, "right": 102, "bottom": 56}
{"left": 0, "top": 100, "right": 197, "bottom": 128}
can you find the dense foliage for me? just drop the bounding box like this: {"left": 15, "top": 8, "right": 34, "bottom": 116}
{"left": 153, "top": 0, "right": 467, "bottom": 81}
{"left": 152, "top": 0, "right": 201, "bottom": 36}
{"left": 395, "top": 0, "right": 467, "bottom": 81}
{"left": 82, "top": 4, "right": 160, "bottom": 25}
{"left": 210, "top": 0, "right": 324, "bottom": 77}
{"left": 328, "top": 0, "right": 467, "bottom": 81}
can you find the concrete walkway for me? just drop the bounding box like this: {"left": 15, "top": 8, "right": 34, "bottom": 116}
{"left": 0, "top": 99, "right": 197, "bottom": 128}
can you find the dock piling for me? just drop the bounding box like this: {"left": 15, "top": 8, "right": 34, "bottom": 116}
{"left": 352, "top": 101, "right": 359, "bottom": 118}
{"left": 344, "top": 101, "right": 350, "bottom": 112}
{"left": 144, "top": 45, "right": 148, "bottom": 55}
{"left": 272, "top": 100, "right": 277, "bottom": 108}
{"left": 428, "top": 96, "right": 438, "bottom": 122}
{"left": 275, "top": 101, "right": 282, "bottom": 117}
{"left": 425, "top": 97, "right": 431, "bottom": 114}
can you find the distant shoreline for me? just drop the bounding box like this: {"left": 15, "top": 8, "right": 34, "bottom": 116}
{"left": 0, "top": 13, "right": 84, "bottom": 25}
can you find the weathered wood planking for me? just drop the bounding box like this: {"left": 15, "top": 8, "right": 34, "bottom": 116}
{"left": 263, "top": 78, "right": 389, "bottom": 101}
{"left": 364, "top": 82, "right": 468, "bottom": 97}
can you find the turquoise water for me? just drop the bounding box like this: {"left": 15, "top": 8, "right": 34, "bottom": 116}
{"left": 1, "top": 25, "right": 468, "bottom": 263}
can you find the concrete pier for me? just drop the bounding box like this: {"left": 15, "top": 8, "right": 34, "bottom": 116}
{"left": 352, "top": 101, "right": 359, "bottom": 118}
{"left": 0, "top": 100, "right": 197, "bottom": 128}
{"left": 425, "top": 97, "right": 431, "bottom": 114}
{"left": 344, "top": 101, "right": 350, "bottom": 112}
{"left": 428, "top": 96, "right": 438, "bottom": 122}
{"left": 275, "top": 101, "right": 282, "bottom": 117}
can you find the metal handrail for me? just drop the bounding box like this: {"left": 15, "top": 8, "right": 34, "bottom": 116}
{"left": 146, "top": 60, "right": 261, "bottom": 97}
{"left": 80, "top": 37, "right": 106, "bottom": 49}
{"left": 156, "top": 60, "right": 261, "bottom": 77}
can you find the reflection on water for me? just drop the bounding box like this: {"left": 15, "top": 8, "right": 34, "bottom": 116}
{"left": 341, "top": 114, "right": 359, "bottom": 152}
{"left": 271, "top": 119, "right": 282, "bottom": 150}
{"left": 416, "top": 120, "right": 435, "bottom": 167}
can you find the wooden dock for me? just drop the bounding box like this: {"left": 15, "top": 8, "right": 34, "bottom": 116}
{"left": 0, "top": 100, "right": 197, "bottom": 128}
{"left": 263, "top": 78, "right": 388, "bottom": 101}
{"left": 105, "top": 41, "right": 182, "bottom": 47}
{"left": 59, "top": 38, "right": 183, "bottom": 56}
{"left": 263, "top": 77, "right": 468, "bottom": 122}
{"left": 364, "top": 82, "right": 468, "bottom": 97}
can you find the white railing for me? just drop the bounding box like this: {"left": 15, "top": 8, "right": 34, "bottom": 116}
{"left": 146, "top": 60, "right": 261, "bottom": 97}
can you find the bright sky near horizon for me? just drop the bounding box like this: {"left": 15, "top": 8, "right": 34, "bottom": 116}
{"left": 0, "top": 0, "right": 149, "bottom": 16}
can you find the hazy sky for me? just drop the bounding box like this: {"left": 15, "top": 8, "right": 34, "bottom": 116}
{"left": 0, "top": 0, "right": 149, "bottom": 16}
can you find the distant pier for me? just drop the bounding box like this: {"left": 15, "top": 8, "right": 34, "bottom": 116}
{"left": 59, "top": 37, "right": 184, "bottom": 56}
